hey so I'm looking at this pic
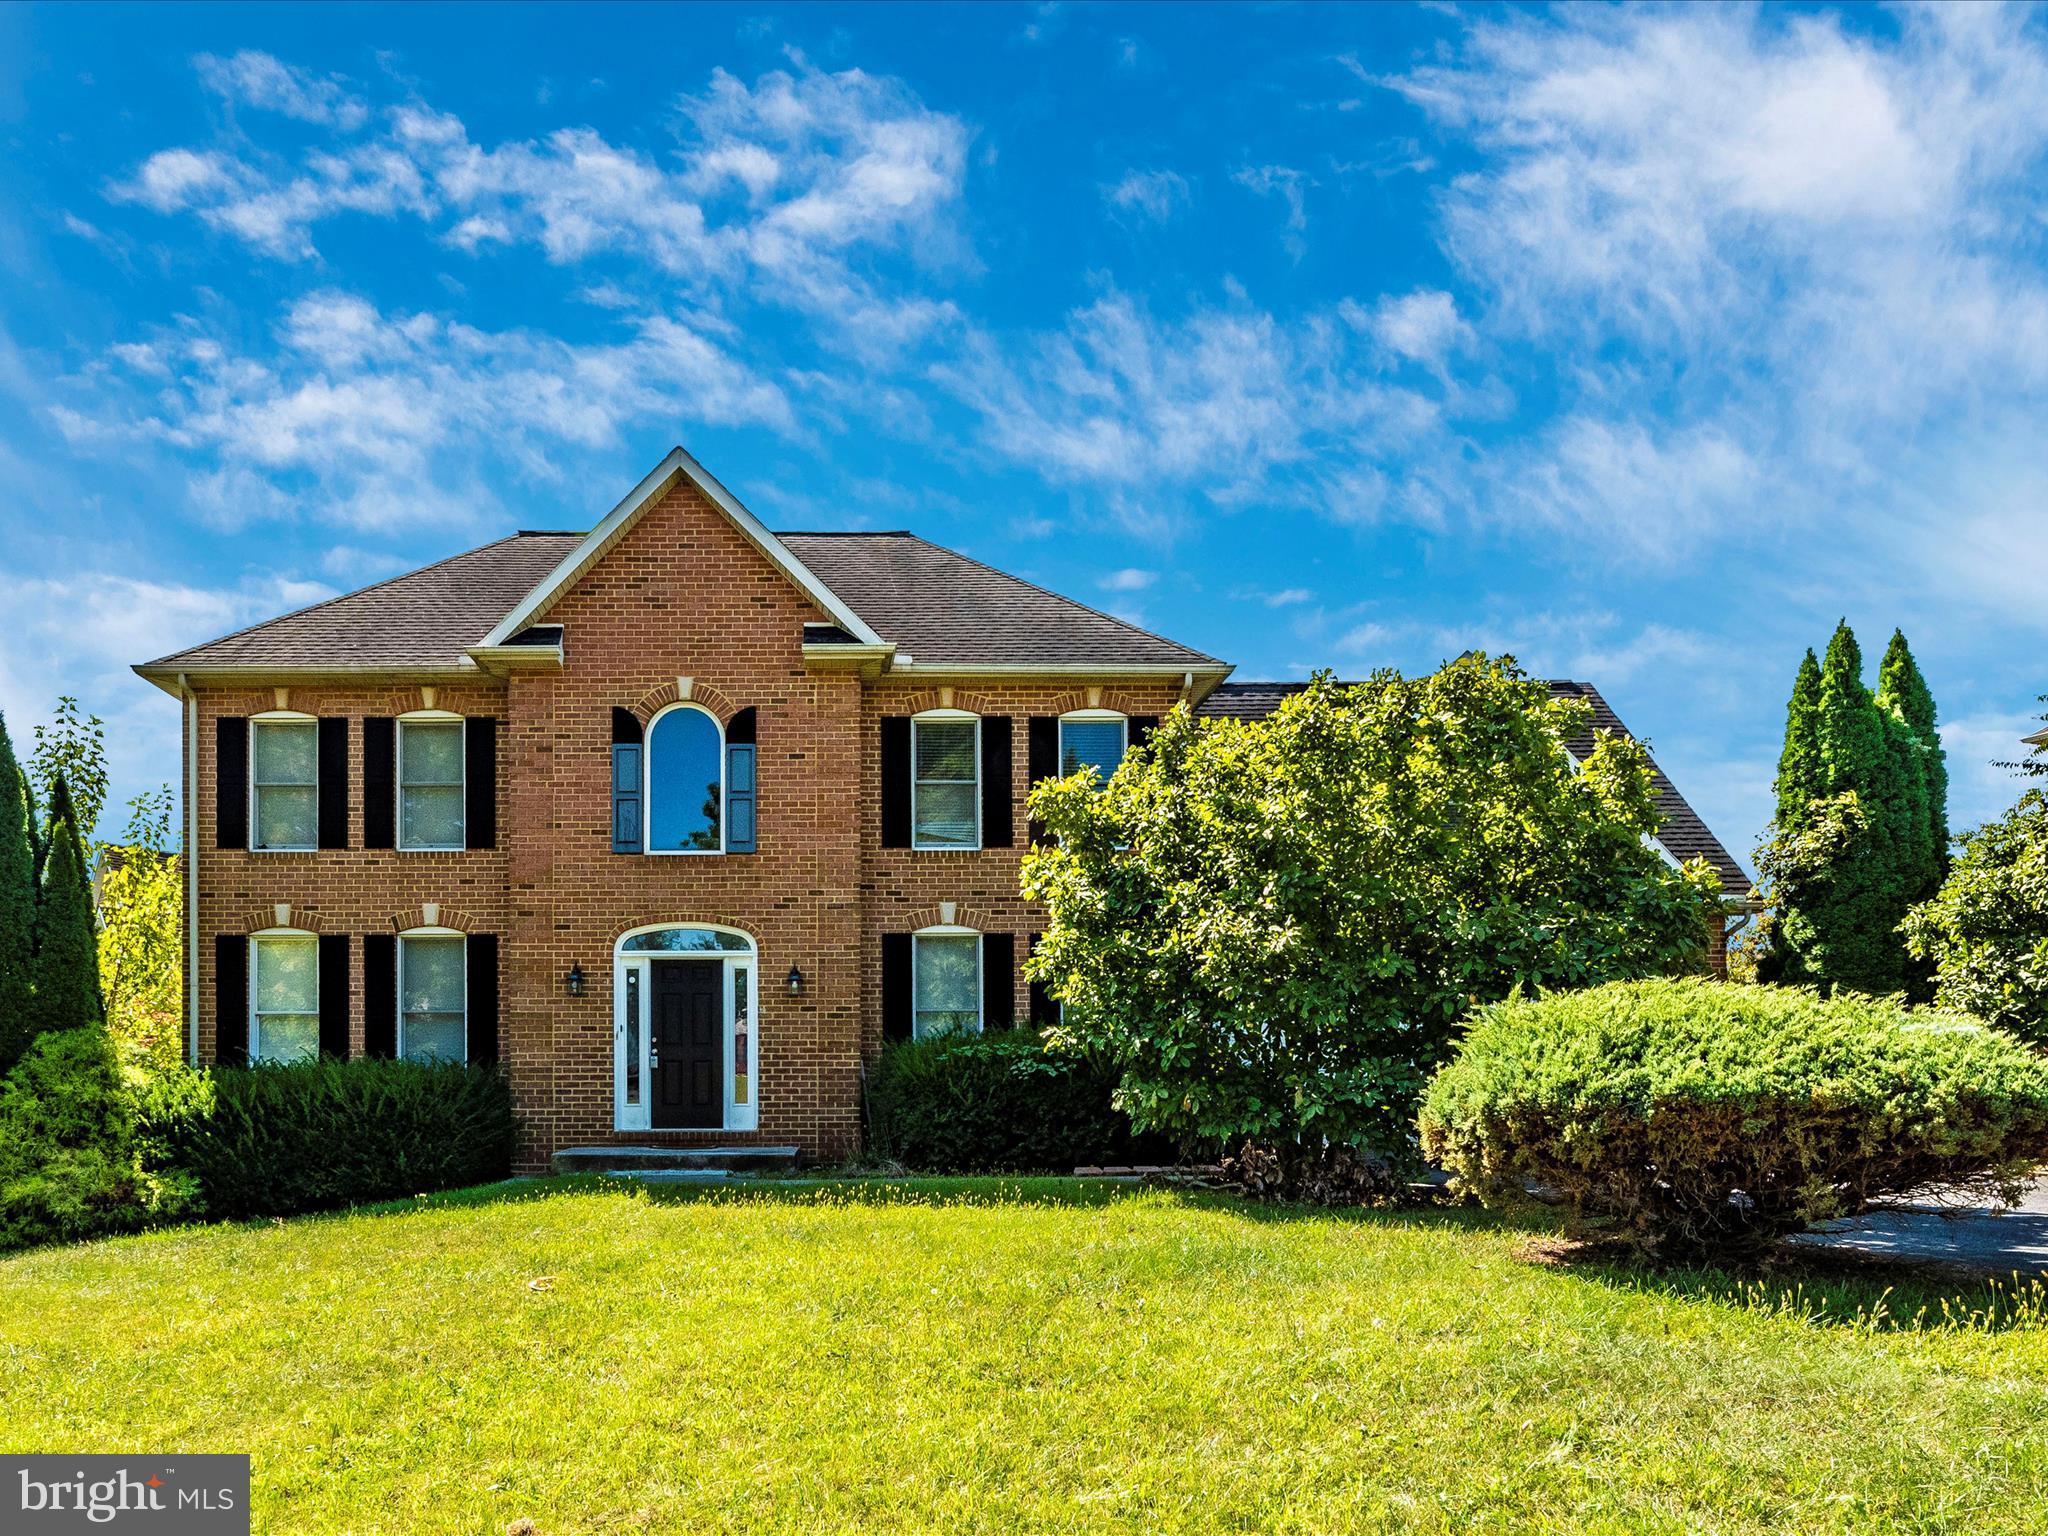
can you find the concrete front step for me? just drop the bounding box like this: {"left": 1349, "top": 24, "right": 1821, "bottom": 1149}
{"left": 551, "top": 1144, "right": 801, "bottom": 1177}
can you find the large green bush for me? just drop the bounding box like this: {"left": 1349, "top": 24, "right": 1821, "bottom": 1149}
{"left": 1025, "top": 661, "right": 1721, "bottom": 1174}
{"left": 867, "top": 1032, "right": 1172, "bottom": 1173}
{"left": 1419, "top": 979, "right": 2048, "bottom": 1259}
{"left": 1903, "top": 790, "right": 2048, "bottom": 1045}
{"left": 145, "top": 1056, "right": 518, "bottom": 1220}
{"left": 0, "top": 1026, "right": 201, "bottom": 1251}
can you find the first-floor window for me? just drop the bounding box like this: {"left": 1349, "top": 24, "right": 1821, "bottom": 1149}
{"left": 252, "top": 934, "right": 319, "bottom": 1063}
{"left": 400, "top": 934, "right": 467, "bottom": 1061}
{"left": 913, "top": 932, "right": 981, "bottom": 1037}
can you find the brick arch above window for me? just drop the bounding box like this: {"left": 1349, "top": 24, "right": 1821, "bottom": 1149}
{"left": 384, "top": 903, "right": 484, "bottom": 935}
{"left": 630, "top": 678, "right": 739, "bottom": 727}
{"left": 1046, "top": 688, "right": 1152, "bottom": 718}
{"left": 890, "top": 687, "right": 1006, "bottom": 718}
{"left": 239, "top": 903, "right": 330, "bottom": 935}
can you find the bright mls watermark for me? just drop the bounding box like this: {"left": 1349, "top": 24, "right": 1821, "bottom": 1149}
{"left": 4, "top": 1457, "right": 249, "bottom": 1533}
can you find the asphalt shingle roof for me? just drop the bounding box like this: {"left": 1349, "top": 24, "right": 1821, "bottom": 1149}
{"left": 778, "top": 532, "right": 1220, "bottom": 669}
{"left": 1194, "top": 679, "right": 1750, "bottom": 898}
{"left": 143, "top": 533, "right": 585, "bottom": 671}
{"left": 144, "top": 528, "right": 1219, "bottom": 673}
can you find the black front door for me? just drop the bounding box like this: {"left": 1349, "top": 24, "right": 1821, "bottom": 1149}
{"left": 651, "top": 960, "right": 723, "bottom": 1129}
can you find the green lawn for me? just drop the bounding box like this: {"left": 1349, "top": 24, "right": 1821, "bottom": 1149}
{"left": 4, "top": 1180, "right": 2048, "bottom": 1534}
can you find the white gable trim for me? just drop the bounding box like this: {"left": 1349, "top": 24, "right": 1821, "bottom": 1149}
{"left": 481, "top": 447, "right": 886, "bottom": 648}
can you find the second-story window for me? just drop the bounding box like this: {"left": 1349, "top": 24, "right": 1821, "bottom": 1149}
{"left": 251, "top": 717, "right": 319, "bottom": 851}
{"left": 912, "top": 711, "right": 980, "bottom": 850}
{"left": 399, "top": 718, "right": 465, "bottom": 851}
{"left": 647, "top": 703, "right": 724, "bottom": 853}
{"left": 1059, "top": 711, "right": 1129, "bottom": 790}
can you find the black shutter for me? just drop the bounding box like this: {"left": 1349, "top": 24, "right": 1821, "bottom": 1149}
{"left": 318, "top": 718, "right": 349, "bottom": 849}
{"left": 881, "top": 932, "right": 912, "bottom": 1042}
{"left": 468, "top": 934, "right": 500, "bottom": 1065}
{"left": 982, "top": 933, "right": 1015, "bottom": 1029}
{"left": 1026, "top": 716, "right": 1058, "bottom": 844}
{"left": 980, "top": 716, "right": 1014, "bottom": 849}
{"left": 612, "top": 709, "right": 643, "bottom": 854}
{"left": 214, "top": 933, "right": 247, "bottom": 1065}
{"left": 362, "top": 718, "right": 395, "bottom": 849}
{"left": 1028, "top": 933, "right": 1057, "bottom": 1027}
{"left": 879, "top": 718, "right": 911, "bottom": 849}
{"left": 465, "top": 717, "right": 498, "bottom": 849}
{"left": 216, "top": 717, "right": 248, "bottom": 851}
{"left": 318, "top": 934, "right": 350, "bottom": 1059}
{"left": 1129, "top": 716, "right": 1159, "bottom": 750}
{"left": 363, "top": 933, "right": 397, "bottom": 1059}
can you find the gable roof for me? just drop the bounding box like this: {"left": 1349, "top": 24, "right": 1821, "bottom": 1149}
{"left": 1194, "top": 678, "right": 1750, "bottom": 899}
{"left": 138, "top": 448, "right": 1223, "bottom": 679}
{"left": 778, "top": 533, "right": 1221, "bottom": 670}
{"left": 139, "top": 532, "right": 585, "bottom": 673}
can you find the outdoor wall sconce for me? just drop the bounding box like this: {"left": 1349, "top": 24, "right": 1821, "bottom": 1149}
{"left": 566, "top": 964, "right": 585, "bottom": 998}
{"left": 786, "top": 964, "right": 804, "bottom": 997}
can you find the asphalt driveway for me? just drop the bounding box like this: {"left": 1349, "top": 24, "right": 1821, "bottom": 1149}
{"left": 1796, "top": 1177, "right": 2048, "bottom": 1272}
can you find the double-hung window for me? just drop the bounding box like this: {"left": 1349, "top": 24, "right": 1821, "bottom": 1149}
{"left": 399, "top": 933, "right": 467, "bottom": 1061}
{"left": 911, "top": 713, "right": 979, "bottom": 850}
{"left": 251, "top": 718, "right": 319, "bottom": 851}
{"left": 399, "top": 718, "right": 465, "bottom": 850}
{"left": 913, "top": 930, "right": 982, "bottom": 1037}
{"left": 251, "top": 933, "right": 319, "bottom": 1062}
{"left": 1059, "top": 712, "right": 1128, "bottom": 790}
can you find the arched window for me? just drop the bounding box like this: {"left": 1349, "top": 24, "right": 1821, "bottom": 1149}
{"left": 647, "top": 704, "right": 724, "bottom": 853}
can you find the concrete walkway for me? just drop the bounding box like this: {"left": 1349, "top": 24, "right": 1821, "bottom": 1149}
{"left": 1795, "top": 1176, "right": 2048, "bottom": 1272}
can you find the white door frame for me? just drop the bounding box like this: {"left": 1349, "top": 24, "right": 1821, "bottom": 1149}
{"left": 612, "top": 923, "right": 759, "bottom": 1133}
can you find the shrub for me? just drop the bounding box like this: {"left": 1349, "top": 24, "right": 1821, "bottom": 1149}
{"left": 146, "top": 1056, "right": 518, "bottom": 1220}
{"left": 1418, "top": 978, "right": 2048, "bottom": 1260}
{"left": 1903, "top": 790, "right": 2048, "bottom": 1045}
{"left": 1025, "top": 661, "right": 1721, "bottom": 1172}
{"left": 0, "top": 1026, "right": 200, "bottom": 1251}
{"left": 867, "top": 1032, "right": 1172, "bottom": 1173}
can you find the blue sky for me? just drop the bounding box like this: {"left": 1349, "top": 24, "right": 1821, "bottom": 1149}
{"left": 3, "top": 2, "right": 2046, "bottom": 863}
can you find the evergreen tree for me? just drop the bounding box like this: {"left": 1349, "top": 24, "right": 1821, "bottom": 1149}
{"left": 1775, "top": 649, "right": 1824, "bottom": 833}
{"left": 1876, "top": 629, "right": 1948, "bottom": 882}
{"left": 0, "top": 714, "right": 35, "bottom": 1073}
{"left": 29, "top": 774, "right": 102, "bottom": 1037}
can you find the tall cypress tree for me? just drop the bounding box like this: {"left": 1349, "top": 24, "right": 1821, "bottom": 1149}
{"left": 29, "top": 774, "right": 102, "bottom": 1037}
{"left": 1775, "top": 649, "right": 1824, "bottom": 833}
{"left": 1876, "top": 629, "right": 1948, "bottom": 884}
{"left": 0, "top": 713, "right": 35, "bottom": 1073}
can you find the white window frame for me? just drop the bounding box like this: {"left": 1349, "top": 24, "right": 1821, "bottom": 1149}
{"left": 910, "top": 709, "right": 981, "bottom": 852}
{"left": 249, "top": 711, "right": 320, "bottom": 853}
{"left": 396, "top": 711, "right": 467, "bottom": 853}
{"left": 397, "top": 927, "right": 468, "bottom": 1063}
{"left": 1058, "top": 708, "right": 1129, "bottom": 789}
{"left": 611, "top": 923, "right": 760, "bottom": 1133}
{"left": 643, "top": 702, "right": 726, "bottom": 857}
{"left": 248, "top": 928, "right": 319, "bottom": 1063}
{"left": 912, "top": 925, "right": 983, "bottom": 1038}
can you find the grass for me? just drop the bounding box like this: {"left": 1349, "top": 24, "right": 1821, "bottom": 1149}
{"left": 5, "top": 1178, "right": 2048, "bottom": 1534}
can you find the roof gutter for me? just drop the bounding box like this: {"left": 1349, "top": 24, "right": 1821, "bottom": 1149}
{"left": 178, "top": 673, "right": 199, "bottom": 1068}
{"left": 883, "top": 660, "right": 1233, "bottom": 704}
{"left": 133, "top": 661, "right": 486, "bottom": 699}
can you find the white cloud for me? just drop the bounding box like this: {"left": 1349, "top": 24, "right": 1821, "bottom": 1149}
{"left": 1097, "top": 567, "right": 1156, "bottom": 592}
{"left": 1360, "top": 289, "right": 1472, "bottom": 371}
{"left": 195, "top": 50, "right": 368, "bottom": 131}
{"left": 1104, "top": 169, "right": 1189, "bottom": 223}
{"left": 1232, "top": 164, "right": 1310, "bottom": 257}
{"left": 1941, "top": 710, "right": 2041, "bottom": 834}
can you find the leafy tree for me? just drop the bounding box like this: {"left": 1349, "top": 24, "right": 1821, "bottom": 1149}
{"left": 1023, "top": 660, "right": 1722, "bottom": 1172}
{"left": 0, "top": 713, "right": 35, "bottom": 1072}
{"left": 98, "top": 788, "right": 183, "bottom": 1069}
{"left": 1766, "top": 622, "right": 1944, "bottom": 997}
{"left": 28, "top": 697, "right": 108, "bottom": 854}
{"left": 1903, "top": 791, "right": 2048, "bottom": 1044}
{"left": 29, "top": 776, "right": 102, "bottom": 1037}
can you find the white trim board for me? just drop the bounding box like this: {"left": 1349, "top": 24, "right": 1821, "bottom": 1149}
{"left": 482, "top": 447, "right": 886, "bottom": 649}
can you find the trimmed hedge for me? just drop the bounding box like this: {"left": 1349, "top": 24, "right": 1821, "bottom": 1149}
{"left": 1418, "top": 978, "right": 2048, "bottom": 1259}
{"left": 144, "top": 1056, "right": 518, "bottom": 1220}
{"left": 867, "top": 1032, "right": 1172, "bottom": 1173}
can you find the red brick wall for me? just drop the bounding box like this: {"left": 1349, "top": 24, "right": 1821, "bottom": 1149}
{"left": 186, "top": 475, "right": 1195, "bottom": 1169}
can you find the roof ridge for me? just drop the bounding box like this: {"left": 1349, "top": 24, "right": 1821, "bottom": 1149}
{"left": 142, "top": 532, "right": 538, "bottom": 668}
{"left": 891, "top": 532, "right": 1224, "bottom": 667}
{"left": 776, "top": 529, "right": 914, "bottom": 537}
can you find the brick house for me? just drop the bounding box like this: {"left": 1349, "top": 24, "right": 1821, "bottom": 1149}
{"left": 135, "top": 447, "right": 1747, "bottom": 1169}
